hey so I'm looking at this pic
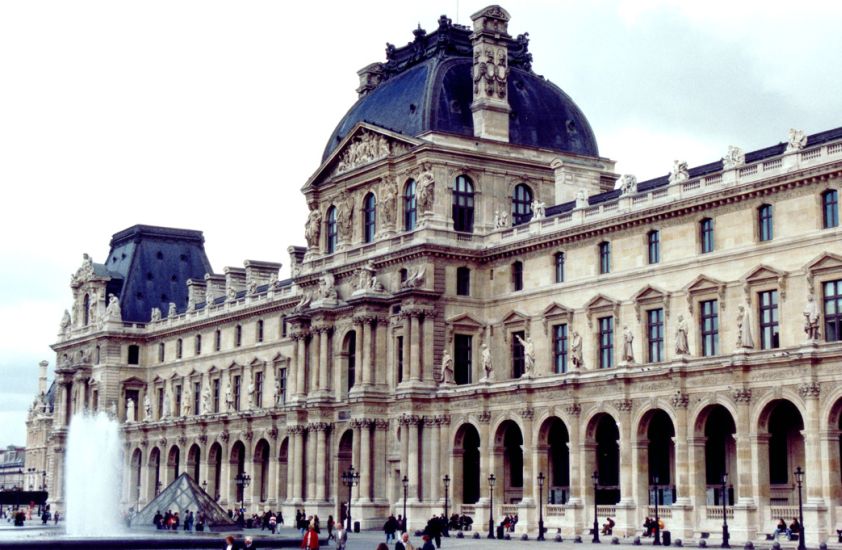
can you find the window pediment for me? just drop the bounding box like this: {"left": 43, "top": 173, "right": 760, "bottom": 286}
{"left": 249, "top": 358, "right": 265, "bottom": 368}
{"left": 498, "top": 310, "right": 531, "bottom": 341}
{"left": 542, "top": 303, "right": 573, "bottom": 334}
{"left": 584, "top": 294, "right": 620, "bottom": 329}
{"left": 683, "top": 275, "right": 726, "bottom": 314}
{"left": 741, "top": 264, "right": 787, "bottom": 301}
{"left": 121, "top": 376, "right": 145, "bottom": 388}
{"left": 631, "top": 285, "right": 670, "bottom": 322}
{"left": 445, "top": 313, "right": 486, "bottom": 343}
{"left": 804, "top": 252, "right": 842, "bottom": 289}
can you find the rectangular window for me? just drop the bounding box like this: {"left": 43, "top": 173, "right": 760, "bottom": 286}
{"left": 599, "top": 242, "right": 611, "bottom": 274}
{"left": 824, "top": 190, "right": 839, "bottom": 229}
{"left": 598, "top": 317, "right": 614, "bottom": 368}
{"left": 233, "top": 375, "right": 241, "bottom": 411}
{"left": 212, "top": 378, "right": 220, "bottom": 413}
{"left": 157, "top": 388, "right": 164, "bottom": 420}
{"left": 456, "top": 267, "right": 471, "bottom": 296}
{"left": 648, "top": 230, "right": 660, "bottom": 264}
{"left": 758, "top": 205, "right": 773, "bottom": 241}
{"left": 175, "top": 385, "right": 182, "bottom": 415}
{"left": 512, "top": 261, "right": 523, "bottom": 291}
{"left": 759, "top": 290, "right": 780, "bottom": 349}
{"left": 176, "top": 339, "right": 183, "bottom": 359}
{"left": 700, "top": 299, "right": 719, "bottom": 356}
{"left": 555, "top": 252, "right": 565, "bottom": 283}
{"left": 824, "top": 280, "right": 842, "bottom": 342}
{"left": 512, "top": 330, "right": 525, "bottom": 378}
{"left": 254, "top": 371, "right": 263, "bottom": 408}
{"left": 195, "top": 334, "right": 202, "bottom": 355}
{"left": 700, "top": 219, "right": 714, "bottom": 253}
{"left": 281, "top": 317, "right": 288, "bottom": 338}
{"left": 454, "top": 334, "right": 473, "bottom": 385}
{"left": 278, "top": 368, "right": 287, "bottom": 405}
{"left": 158, "top": 343, "right": 165, "bottom": 363}
{"left": 127, "top": 345, "right": 139, "bottom": 365}
{"left": 396, "top": 335, "right": 404, "bottom": 384}
{"left": 193, "top": 381, "right": 201, "bottom": 415}
{"left": 214, "top": 330, "right": 221, "bottom": 352}
{"left": 257, "top": 320, "right": 264, "bottom": 343}
{"left": 647, "top": 308, "right": 664, "bottom": 363}
{"left": 235, "top": 325, "right": 242, "bottom": 347}
{"left": 552, "top": 324, "right": 568, "bottom": 373}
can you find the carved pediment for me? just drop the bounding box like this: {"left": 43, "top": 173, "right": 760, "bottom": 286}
{"left": 271, "top": 352, "right": 287, "bottom": 363}
{"left": 804, "top": 252, "right": 842, "bottom": 282}
{"left": 584, "top": 294, "right": 620, "bottom": 329}
{"left": 684, "top": 275, "right": 727, "bottom": 314}
{"left": 121, "top": 376, "right": 146, "bottom": 388}
{"left": 249, "top": 357, "right": 265, "bottom": 368}
{"left": 741, "top": 265, "right": 788, "bottom": 300}
{"left": 445, "top": 313, "right": 486, "bottom": 343}
{"left": 207, "top": 365, "right": 219, "bottom": 373}
{"left": 631, "top": 285, "right": 671, "bottom": 322}
{"left": 542, "top": 303, "right": 573, "bottom": 334}
{"left": 499, "top": 310, "right": 530, "bottom": 326}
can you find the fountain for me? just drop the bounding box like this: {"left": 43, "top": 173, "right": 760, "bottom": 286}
{"left": 65, "top": 411, "right": 124, "bottom": 536}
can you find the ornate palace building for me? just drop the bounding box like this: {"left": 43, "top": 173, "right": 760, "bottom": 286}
{"left": 27, "top": 5, "right": 842, "bottom": 544}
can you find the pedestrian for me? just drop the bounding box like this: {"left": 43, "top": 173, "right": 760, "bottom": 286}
{"left": 269, "top": 512, "right": 278, "bottom": 534}
{"left": 425, "top": 515, "right": 442, "bottom": 549}
{"left": 223, "top": 535, "right": 237, "bottom": 550}
{"left": 396, "top": 531, "right": 413, "bottom": 550}
{"left": 327, "top": 514, "right": 335, "bottom": 540}
{"left": 385, "top": 514, "right": 398, "bottom": 543}
{"left": 301, "top": 522, "right": 320, "bottom": 550}
{"left": 243, "top": 536, "right": 256, "bottom": 549}
{"left": 421, "top": 534, "right": 435, "bottom": 550}
{"left": 334, "top": 524, "right": 348, "bottom": 550}
{"left": 377, "top": 544, "right": 390, "bottom": 550}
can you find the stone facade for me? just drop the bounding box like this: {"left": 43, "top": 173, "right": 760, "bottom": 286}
{"left": 28, "top": 5, "right": 842, "bottom": 544}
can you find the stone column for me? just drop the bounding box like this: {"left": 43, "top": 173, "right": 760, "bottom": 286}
{"left": 565, "top": 405, "right": 583, "bottom": 534}
{"left": 362, "top": 319, "right": 373, "bottom": 386}
{"left": 615, "top": 401, "right": 636, "bottom": 537}
{"left": 285, "top": 430, "right": 295, "bottom": 504}
{"left": 310, "top": 331, "right": 321, "bottom": 395}
{"left": 671, "top": 392, "right": 695, "bottom": 539}
{"left": 288, "top": 335, "right": 299, "bottom": 398}
{"left": 352, "top": 420, "right": 362, "bottom": 501}
{"left": 315, "top": 424, "right": 328, "bottom": 502}
{"left": 474, "top": 413, "right": 492, "bottom": 531}
{"left": 400, "top": 416, "right": 410, "bottom": 484}
{"left": 409, "top": 313, "right": 421, "bottom": 382}
{"left": 305, "top": 429, "right": 316, "bottom": 502}
{"left": 800, "top": 382, "right": 827, "bottom": 543}
{"left": 428, "top": 417, "right": 441, "bottom": 504}
{"left": 374, "top": 419, "right": 389, "bottom": 503}
{"left": 319, "top": 329, "right": 330, "bottom": 392}
{"left": 291, "top": 428, "right": 304, "bottom": 503}
{"left": 408, "top": 417, "right": 420, "bottom": 501}
{"left": 732, "top": 388, "right": 757, "bottom": 542}
{"left": 422, "top": 312, "right": 435, "bottom": 383}
{"left": 518, "top": 409, "right": 536, "bottom": 534}
{"left": 266, "top": 436, "right": 278, "bottom": 507}
{"left": 219, "top": 439, "right": 231, "bottom": 506}
{"left": 375, "top": 320, "right": 388, "bottom": 387}
{"left": 401, "top": 321, "right": 411, "bottom": 386}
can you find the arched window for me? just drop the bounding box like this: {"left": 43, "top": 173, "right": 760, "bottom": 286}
{"left": 235, "top": 325, "right": 242, "bottom": 347}
{"left": 512, "top": 184, "right": 533, "bottom": 226}
{"left": 257, "top": 319, "right": 264, "bottom": 343}
{"left": 404, "top": 180, "right": 417, "bottom": 231}
{"left": 326, "top": 206, "right": 337, "bottom": 253}
{"left": 452, "top": 175, "right": 475, "bottom": 233}
{"left": 512, "top": 260, "right": 524, "bottom": 291}
{"left": 176, "top": 338, "right": 183, "bottom": 359}
{"left": 363, "top": 193, "right": 376, "bottom": 243}
{"left": 195, "top": 334, "right": 202, "bottom": 355}
{"left": 346, "top": 331, "right": 357, "bottom": 392}
{"left": 83, "top": 294, "right": 90, "bottom": 326}
{"left": 758, "top": 204, "right": 773, "bottom": 241}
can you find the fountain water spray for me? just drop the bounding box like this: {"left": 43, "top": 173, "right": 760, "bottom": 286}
{"left": 65, "top": 411, "right": 124, "bottom": 536}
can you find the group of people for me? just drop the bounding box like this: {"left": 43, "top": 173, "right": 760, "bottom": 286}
{"left": 152, "top": 509, "right": 205, "bottom": 531}
{"left": 643, "top": 516, "right": 665, "bottom": 537}
{"left": 773, "top": 517, "right": 802, "bottom": 541}
{"left": 446, "top": 513, "right": 473, "bottom": 531}
{"left": 500, "top": 513, "right": 519, "bottom": 533}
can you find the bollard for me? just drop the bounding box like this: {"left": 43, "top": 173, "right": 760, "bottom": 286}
{"left": 633, "top": 536, "right": 641, "bottom": 545}
{"left": 574, "top": 535, "right": 583, "bottom": 543}
{"left": 743, "top": 542, "right": 754, "bottom": 550}
{"left": 699, "top": 540, "right": 707, "bottom": 548}
{"left": 555, "top": 534, "right": 563, "bottom": 543}
{"left": 611, "top": 536, "right": 620, "bottom": 545}
{"left": 521, "top": 534, "right": 529, "bottom": 541}
{"left": 674, "top": 539, "right": 682, "bottom": 547}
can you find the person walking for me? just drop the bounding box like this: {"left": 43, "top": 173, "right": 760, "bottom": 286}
{"left": 385, "top": 514, "right": 398, "bottom": 543}
{"left": 269, "top": 512, "right": 277, "bottom": 534}
{"left": 334, "top": 524, "right": 348, "bottom": 550}
{"left": 327, "top": 514, "right": 336, "bottom": 541}
{"left": 420, "top": 534, "right": 436, "bottom": 550}
{"left": 301, "top": 522, "right": 320, "bottom": 550}
{"left": 396, "top": 531, "right": 414, "bottom": 550}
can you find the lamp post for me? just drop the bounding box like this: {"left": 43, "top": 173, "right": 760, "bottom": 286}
{"left": 402, "top": 475, "right": 409, "bottom": 532}
{"left": 720, "top": 473, "right": 730, "bottom": 549}
{"left": 342, "top": 466, "right": 360, "bottom": 531}
{"left": 235, "top": 471, "right": 251, "bottom": 514}
{"left": 592, "top": 471, "right": 600, "bottom": 544}
{"left": 201, "top": 480, "right": 208, "bottom": 494}
{"left": 443, "top": 474, "right": 450, "bottom": 534}
{"left": 537, "top": 472, "right": 545, "bottom": 541}
{"left": 652, "top": 475, "right": 661, "bottom": 546}
{"left": 488, "top": 473, "right": 496, "bottom": 539}
{"left": 155, "top": 480, "right": 162, "bottom": 496}
{"left": 794, "top": 466, "right": 805, "bottom": 550}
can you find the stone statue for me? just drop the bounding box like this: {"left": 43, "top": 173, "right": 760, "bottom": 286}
{"left": 109, "top": 401, "right": 118, "bottom": 419}
{"left": 480, "top": 344, "right": 494, "bottom": 381}
{"left": 622, "top": 325, "right": 635, "bottom": 363}
{"left": 227, "top": 286, "right": 238, "bottom": 303}
{"left": 126, "top": 398, "right": 136, "bottom": 423}
{"left": 571, "top": 331, "right": 583, "bottom": 369}
{"left": 531, "top": 200, "right": 546, "bottom": 220}
{"left": 248, "top": 280, "right": 258, "bottom": 295}
{"left": 316, "top": 272, "right": 338, "bottom": 301}
{"left": 59, "top": 309, "right": 72, "bottom": 336}
{"left": 305, "top": 207, "right": 322, "bottom": 248}
{"left": 88, "top": 290, "right": 99, "bottom": 325}
{"left": 736, "top": 305, "right": 754, "bottom": 349}
{"left": 380, "top": 178, "right": 398, "bottom": 227}
{"left": 143, "top": 393, "right": 152, "bottom": 421}
{"left": 247, "top": 381, "right": 255, "bottom": 409}
{"left": 804, "top": 293, "right": 820, "bottom": 340}
{"left": 224, "top": 377, "right": 234, "bottom": 412}
{"left": 105, "top": 294, "right": 121, "bottom": 321}
{"left": 722, "top": 146, "right": 745, "bottom": 169}
{"left": 181, "top": 392, "right": 192, "bottom": 417}
{"left": 354, "top": 260, "right": 384, "bottom": 293}
{"left": 440, "top": 350, "right": 454, "bottom": 385}
{"left": 575, "top": 189, "right": 588, "bottom": 209}
{"left": 201, "top": 385, "right": 210, "bottom": 414}
{"left": 618, "top": 174, "right": 637, "bottom": 195}
{"left": 168, "top": 302, "right": 178, "bottom": 317}
{"left": 516, "top": 334, "right": 535, "bottom": 376}
{"left": 336, "top": 197, "right": 354, "bottom": 242}
{"left": 161, "top": 388, "right": 171, "bottom": 418}
{"left": 493, "top": 209, "right": 509, "bottom": 228}
{"left": 150, "top": 307, "right": 162, "bottom": 322}
{"left": 274, "top": 378, "right": 282, "bottom": 405}
{"left": 417, "top": 166, "right": 435, "bottom": 213}
{"left": 293, "top": 291, "right": 312, "bottom": 312}
{"left": 400, "top": 265, "right": 426, "bottom": 290}
{"left": 786, "top": 128, "right": 808, "bottom": 153}
{"left": 675, "top": 314, "right": 690, "bottom": 355}
{"left": 669, "top": 160, "right": 690, "bottom": 184}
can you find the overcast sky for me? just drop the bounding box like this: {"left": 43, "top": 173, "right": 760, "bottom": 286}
{"left": 1, "top": 0, "right": 841, "bottom": 447}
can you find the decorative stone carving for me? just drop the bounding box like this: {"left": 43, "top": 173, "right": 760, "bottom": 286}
{"left": 293, "top": 291, "right": 312, "bottom": 312}
{"left": 798, "top": 382, "right": 820, "bottom": 399}
{"left": 570, "top": 331, "right": 583, "bottom": 369}
{"left": 336, "top": 196, "right": 354, "bottom": 242}
{"left": 439, "top": 350, "right": 454, "bottom": 385}
{"left": 722, "top": 146, "right": 745, "bottom": 169}
{"left": 785, "top": 128, "right": 808, "bottom": 153}
{"left": 379, "top": 178, "right": 399, "bottom": 229}
{"left": 168, "top": 302, "right": 178, "bottom": 317}
{"left": 493, "top": 209, "right": 509, "bottom": 228}
{"left": 531, "top": 200, "right": 546, "bottom": 220}
{"left": 516, "top": 334, "right": 534, "bottom": 377}
{"left": 519, "top": 408, "right": 534, "bottom": 419}
{"left": 671, "top": 391, "right": 689, "bottom": 409}
{"left": 126, "top": 398, "right": 136, "bottom": 423}
{"left": 71, "top": 253, "right": 96, "bottom": 286}
{"left": 400, "top": 265, "right": 426, "bottom": 290}
{"left": 353, "top": 260, "right": 385, "bottom": 294}
{"left": 804, "top": 293, "right": 820, "bottom": 341}
{"left": 621, "top": 325, "right": 635, "bottom": 363}
{"left": 675, "top": 315, "right": 690, "bottom": 355}
{"left": 161, "top": 387, "right": 171, "bottom": 418}
{"left": 59, "top": 310, "right": 71, "bottom": 337}
{"left": 198, "top": 434, "right": 208, "bottom": 445}
{"left": 305, "top": 206, "right": 322, "bottom": 249}
{"left": 226, "top": 286, "right": 238, "bottom": 303}
{"left": 480, "top": 343, "right": 494, "bottom": 382}
{"left": 669, "top": 160, "right": 689, "bottom": 184}
{"left": 268, "top": 426, "right": 278, "bottom": 440}
{"left": 181, "top": 391, "right": 192, "bottom": 417}
{"left": 733, "top": 388, "right": 752, "bottom": 403}
{"left": 565, "top": 403, "right": 581, "bottom": 416}
{"left": 613, "top": 399, "right": 633, "bottom": 412}
{"left": 224, "top": 376, "right": 234, "bottom": 412}
{"left": 201, "top": 384, "right": 210, "bottom": 415}
{"left": 247, "top": 380, "right": 255, "bottom": 410}
{"left": 472, "top": 46, "right": 508, "bottom": 99}
{"left": 334, "top": 130, "right": 405, "bottom": 175}
{"left": 736, "top": 305, "right": 754, "bottom": 349}
{"left": 149, "top": 307, "right": 161, "bottom": 322}
{"left": 105, "top": 294, "right": 121, "bottom": 321}
{"left": 219, "top": 430, "right": 230, "bottom": 443}
{"left": 143, "top": 393, "right": 152, "bottom": 421}
{"left": 618, "top": 174, "right": 637, "bottom": 195}
{"left": 477, "top": 411, "right": 492, "bottom": 424}
{"left": 315, "top": 272, "right": 338, "bottom": 302}
{"left": 575, "top": 189, "right": 588, "bottom": 209}
{"left": 416, "top": 164, "right": 435, "bottom": 214}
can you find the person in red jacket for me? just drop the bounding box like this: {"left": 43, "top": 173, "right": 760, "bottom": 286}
{"left": 301, "top": 523, "right": 320, "bottom": 550}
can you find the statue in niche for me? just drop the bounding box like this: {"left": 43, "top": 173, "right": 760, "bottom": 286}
{"left": 181, "top": 392, "right": 192, "bottom": 417}
{"left": 516, "top": 334, "right": 535, "bottom": 376}
{"left": 570, "top": 331, "right": 583, "bottom": 369}
{"left": 380, "top": 178, "right": 398, "bottom": 227}
{"left": 336, "top": 197, "right": 354, "bottom": 241}
{"left": 531, "top": 200, "right": 546, "bottom": 220}
{"left": 126, "top": 398, "right": 136, "bottom": 423}
{"left": 804, "top": 293, "right": 820, "bottom": 341}
{"left": 150, "top": 307, "right": 162, "bottom": 322}
{"left": 59, "top": 310, "right": 71, "bottom": 336}
{"left": 201, "top": 385, "right": 210, "bottom": 415}
{"left": 88, "top": 290, "right": 99, "bottom": 325}
{"left": 480, "top": 344, "right": 494, "bottom": 381}
{"left": 161, "top": 388, "right": 171, "bottom": 418}
{"left": 105, "top": 294, "right": 121, "bottom": 321}
{"left": 274, "top": 377, "right": 282, "bottom": 406}
{"left": 622, "top": 325, "right": 635, "bottom": 363}
{"left": 416, "top": 165, "right": 435, "bottom": 213}
{"left": 736, "top": 305, "right": 754, "bottom": 349}
{"left": 440, "top": 350, "right": 454, "bottom": 385}
{"left": 143, "top": 393, "right": 152, "bottom": 421}
{"left": 675, "top": 314, "right": 690, "bottom": 355}
{"left": 224, "top": 377, "right": 234, "bottom": 412}
{"left": 247, "top": 380, "right": 255, "bottom": 409}
{"left": 305, "top": 207, "right": 322, "bottom": 249}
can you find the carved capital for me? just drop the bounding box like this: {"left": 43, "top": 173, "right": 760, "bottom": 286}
{"left": 268, "top": 426, "right": 279, "bottom": 440}
{"left": 374, "top": 418, "right": 390, "bottom": 430}
{"left": 177, "top": 435, "right": 188, "bottom": 447}
{"left": 798, "top": 382, "right": 820, "bottom": 399}
{"left": 565, "top": 404, "right": 581, "bottom": 417}
{"left": 519, "top": 408, "right": 534, "bottom": 420}
{"left": 437, "top": 415, "right": 451, "bottom": 426}
{"left": 613, "top": 399, "right": 633, "bottom": 413}
{"left": 733, "top": 388, "right": 752, "bottom": 404}
{"left": 287, "top": 424, "right": 305, "bottom": 435}
{"left": 477, "top": 411, "right": 492, "bottom": 424}
{"left": 398, "top": 414, "right": 421, "bottom": 426}
{"left": 671, "top": 391, "right": 690, "bottom": 409}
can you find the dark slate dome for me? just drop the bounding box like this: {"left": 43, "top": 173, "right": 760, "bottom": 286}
{"left": 323, "top": 17, "right": 598, "bottom": 161}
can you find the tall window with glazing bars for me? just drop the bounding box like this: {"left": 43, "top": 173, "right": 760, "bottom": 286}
{"left": 363, "top": 192, "right": 376, "bottom": 243}
{"left": 404, "top": 180, "right": 417, "bottom": 231}
{"left": 759, "top": 290, "right": 780, "bottom": 349}
{"left": 599, "top": 241, "right": 611, "bottom": 274}
{"left": 700, "top": 300, "right": 719, "bottom": 356}
{"left": 553, "top": 324, "right": 568, "bottom": 373}
{"left": 598, "top": 316, "right": 614, "bottom": 368}
{"left": 700, "top": 218, "right": 714, "bottom": 253}
{"left": 452, "top": 175, "right": 475, "bottom": 233}
{"left": 512, "top": 183, "right": 533, "bottom": 226}
{"left": 823, "top": 190, "right": 839, "bottom": 229}
{"left": 554, "top": 252, "right": 565, "bottom": 283}
{"left": 647, "top": 230, "right": 660, "bottom": 264}
{"left": 825, "top": 279, "right": 842, "bottom": 342}
{"left": 758, "top": 204, "right": 773, "bottom": 241}
{"left": 647, "top": 308, "right": 664, "bottom": 362}
{"left": 326, "top": 205, "right": 337, "bottom": 253}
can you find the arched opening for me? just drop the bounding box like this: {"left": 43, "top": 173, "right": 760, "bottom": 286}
{"left": 83, "top": 293, "right": 90, "bottom": 326}
{"left": 208, "top": 442, "right": 222, "bottom": 500}
{"left": 637, "top": 409, "right": 676, "bottom": 506}
{"left": 363, "top": 192, "right": 377, "bottom": 243}
{"left": 538, "top": 417, "right": 570, "bottom": 504}
{"left": 495, "top": 420, "right": 523, "bottom": 504}
{"left": 698, "top": 405, "right": 736, "bottom": 506}
{"left": 511, "top": 183, "right": 533, "bottom": 226}
{"left": 230, "top": 441, "right": 246, "bottom": 506}
{"left": 452, "top": 175, "right": 475, "bottom": 233}
{"left": 326, "top": 206, "right": 338, "bottom": 253}
{"left": 278, "top": 437, "right": 289, "bottom": 503}
{"left": 166, "top": 445, "right": 180, "bottom": 486}
{"left": 589, "top": 413, "right": 620, "bottom": 504}
{"left": 344, "top": 331, "right": 357, "bottom": 393}
{"left": 147, "top": 447, "right": 161, "bottom": 500}
{"left": 254, "top": 439, "right": 270, "bottom": 503}
{"left": 187, "top": 444, "right": 201, "bottom": 483}
{"left": 404, "top": 180, "right": 417, "bottom": 231}
{"left": 761, "top": 400, "right": 805, "bottom": 505}
{"left": 453, "top": 424, "right": 481, "bottom": 506}
{"left": 336, "top": 430, "right": 353, "bottom": 523}
{"left": 130, "top": 448, "right": 142, "bottom": 507}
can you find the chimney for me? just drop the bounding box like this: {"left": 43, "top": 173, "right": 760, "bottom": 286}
{"left": 38, "top": 360, "right": 48, "bottom": 395}
{"left": 470, "top": 5, "right": 512, "bottom": 142}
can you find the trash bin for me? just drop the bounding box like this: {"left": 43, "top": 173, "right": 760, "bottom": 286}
{"left": 354, "top": 521, "right": 360, "bottom": 533}
{"left": 662, "top": 531, "right": 671, "bottom": 546}
{"left": 497, "top": 525, "right": 505, "bottom": 539}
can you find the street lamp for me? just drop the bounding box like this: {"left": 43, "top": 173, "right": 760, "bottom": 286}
{"left": 592, "top": 471, "right": 600, "bottom": 544}
{"left": 537, "top": 472, "right": 546, "bottom": 541}
{"left": 443, "top": 474, "right": 451, "bottom": 534}
{"left": 235, "top": 471, "right": 251, "bottom": 514}
{"left": 201, "top": 480, "right": 208, "bottom": 494}
{"left": 488, "top": 473, "right": 496, "bottom": 539}
{"left": 720, "top": 473, "right": 730, "bottom": 549}
{"left": 402, "top": 474, "right": 409, "bottom": 532}
{"left": 341, "top": 466, "right": 360, "bottom": 531}
{"left": 794, "top": 466, "right": 805, "bottom": 550}
{"left": 652, "top": 475, "right": 662, "bottom": 546}
{"left": 155, "top": 480, "right": 162, "bottom": 496}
